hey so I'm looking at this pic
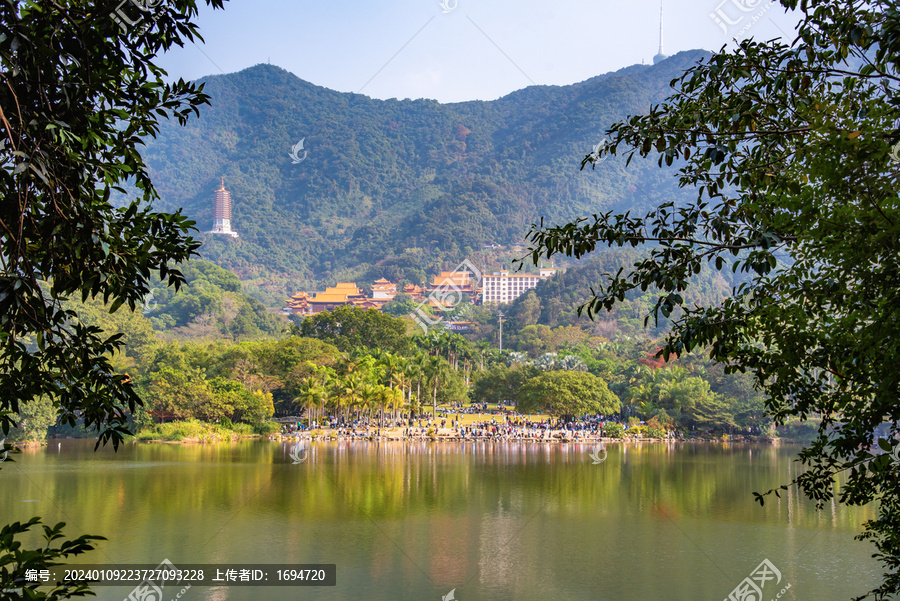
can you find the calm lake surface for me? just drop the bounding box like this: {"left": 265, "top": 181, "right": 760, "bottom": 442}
{"left": 0, "top": 439, "right": 882, "bottom": 601}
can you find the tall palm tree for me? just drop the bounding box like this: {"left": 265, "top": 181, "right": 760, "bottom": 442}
{"left": 336, "top": 372, "right": 364, "bottom": 423}
{"left": 294, "top": 377, "right": 328, "bottom": 426}
{"left": 382, "top": 386, "right": 403, "bottom": 427}
{"left": 424, "top": 355, "right": 449, "bottom": 419}
{"left": 360, "top": 383, "right": 381, "bottom": 423}
{"left": 410, "top": 353, "right": 430, "bottom": 420}
{"left": 390, "top": 367, "right": 410, "bottom": 423}
{"left": 475, "top": 340, "right": 491, "bottom": 371}
{"left": 379, "top": 352, "right": 401, "bottom": 391}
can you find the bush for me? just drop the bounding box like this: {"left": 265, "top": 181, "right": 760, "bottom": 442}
{"left": 252, "top": 421, "right": 280, "bottom": 435}
{"left": 776, "top": 417, "right": 822, "bottom": 443}
{"left": 48, "top": 421, "right": 99, "bottom": 439}
{"left": 6, "top": 396, "right": 56, "bottom": 443}
{"left": 135, "top": 420, "right": 226, "bottom": 441}
{"left": 629, "top": 425, "right": 648, "bottom": 437}
{"left": 231, "top": 423, "right": 254, "bottom": 435}
{"left": 603, "top": 422, "right": 625, "bottom": 438}
{"left": 647, "top": 426, "right": 667, "bottom": 438}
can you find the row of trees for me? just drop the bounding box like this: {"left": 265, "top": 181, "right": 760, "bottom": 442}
{"left": 127, "top": 306, "right": 765, "bottom": 433}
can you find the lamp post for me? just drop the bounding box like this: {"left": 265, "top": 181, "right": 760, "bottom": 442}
{"left": 498, "top": 310, "right": 504, "bottom": 353}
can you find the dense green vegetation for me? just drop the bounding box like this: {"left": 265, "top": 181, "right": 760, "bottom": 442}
{"left": 523, "top": 1, "right": 900, "bottom": 597}
{"left": 137, "top": 54, "right": 707, "bottom": 295}
{"left": 9, "top": 286, "right": 768, "bottom": 439}
{"left": 139, "top": 259, "right": 286, "bottom": 339}
{"left": 0, "top": 0, "right": 228, "bottom": 592}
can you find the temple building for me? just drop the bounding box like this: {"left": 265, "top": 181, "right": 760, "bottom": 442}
{"left": 428, "top": 271, "right": 478, "bottom": 295}
{"left": 307, "top": 283, "right": 368, "bottom": 314}
{"left": 286, "top": 291, "right": 312, "bottom": 315}
{"left": 371, "top": 278, "right": 398, "bottom": 300}
{"left": 403, "top": 283, "right": 426, "bottom": 300}
{"left": 207, "top": 178, "right": 239, "bottom": 237}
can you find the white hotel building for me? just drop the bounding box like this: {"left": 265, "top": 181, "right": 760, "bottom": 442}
{"left": 481, "top": 268, "right": 556, "bottom": 305}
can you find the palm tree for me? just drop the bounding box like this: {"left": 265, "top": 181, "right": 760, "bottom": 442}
{"left": 379, "top": 352, "right": 402, "bottom": 391}
{"left": 385, "top": 387, "right": 403, "bottom": 427}
{"left": 475, "top": 340, "right": 491, "bottom": 371}
{"left": 294, "top": 377, "right": 328, "bottom": 426}
{"left": 410, "top": 353, "right": 430, "bottom": 420}
{"left": 372, "top": 385, "right": 401, "bottom": 428}
{"left": 390, "top": 367, "right": 410, "bottom": 424}
{"left": 360, "top": 383, "right": 381, "bottom": 424}
{"left": 424, "top": 355, "right": 449, "bottom": 418}
{"left": 335, "top": 372, "right": 364, "bottom": 423}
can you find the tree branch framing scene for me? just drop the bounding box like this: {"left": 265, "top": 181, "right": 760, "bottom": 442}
{"left": 1, "top": 1, "right": 898, "bottom": 600}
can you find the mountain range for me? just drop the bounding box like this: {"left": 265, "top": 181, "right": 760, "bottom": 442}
{"left": 140, "top": 50, "right": 709, "bottom": 298}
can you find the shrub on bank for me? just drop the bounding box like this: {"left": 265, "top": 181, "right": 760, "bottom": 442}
{"left": 647, "top": 426, "right": 667, "bottom": 439}
{"left": 629, "top": 425, "right": 648, "bottom": 438}
{"left": 603, "top": 423, "right": 625, "bottom": 438}
{"left": 253, "top": 422, "right": 280, "bottom": 435}
{"left": 135, "top": 420, "right": 264, "bottom": 442}
{"left": 776, "top": 418, "right": 822, "bottom": 443}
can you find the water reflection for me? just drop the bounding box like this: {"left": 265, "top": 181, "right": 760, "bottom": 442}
{"left": 0, "top": 440, "right": 883, "bottom": 601}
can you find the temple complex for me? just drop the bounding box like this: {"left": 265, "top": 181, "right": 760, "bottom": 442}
{"left": 285, "top": 266, "right": 557, "bottom": 315}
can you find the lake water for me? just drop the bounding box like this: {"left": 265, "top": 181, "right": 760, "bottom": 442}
{"left": 0, "top": 439, "right": 883, "bottom": 601}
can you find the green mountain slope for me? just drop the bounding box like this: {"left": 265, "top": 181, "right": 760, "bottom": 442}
{"left": 141, "top": 50, "right": 709, "bottom": 292}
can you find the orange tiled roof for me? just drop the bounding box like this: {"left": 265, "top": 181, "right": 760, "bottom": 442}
{"left": 311, "top": 294, "right": 351, "bottom": 303}
{"left": 431, "top": 271, "right": 471, "bottom": 286}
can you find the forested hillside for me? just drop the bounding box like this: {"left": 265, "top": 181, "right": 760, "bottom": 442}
{"left": 139, "top": 51, "right": 709, "bottom": 294}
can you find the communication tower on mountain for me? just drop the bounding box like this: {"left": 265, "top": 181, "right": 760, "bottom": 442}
{"left": 653, "top": 0, "right": 668, "bottom": 65}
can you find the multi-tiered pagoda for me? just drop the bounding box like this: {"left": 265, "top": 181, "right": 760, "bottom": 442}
{"left": 207, "top": 177, "right": 239, "bottom": 238}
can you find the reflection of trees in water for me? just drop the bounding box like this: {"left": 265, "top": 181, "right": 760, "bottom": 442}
{"left": 35, "top": 441, "right": 876, "bottom": 553}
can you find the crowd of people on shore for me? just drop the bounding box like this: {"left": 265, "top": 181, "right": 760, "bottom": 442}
{"left": 275, "top": 410, "right": 673, "bottom": 442}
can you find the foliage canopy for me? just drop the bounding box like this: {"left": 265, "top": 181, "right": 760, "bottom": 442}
{"left": 0, "top": 0, "right": 226, "bottom": 445}
{"left": 524, "top": 1, "right": 900, "bottom": 597}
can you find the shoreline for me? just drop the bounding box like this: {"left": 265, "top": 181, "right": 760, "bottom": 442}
{"left": 270, "top": 429, "right": 782, "bottom": 445}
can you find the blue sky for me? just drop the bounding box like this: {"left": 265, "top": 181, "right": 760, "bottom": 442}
{"left": 157, "top": 0, "right": 799, "bottom": 103}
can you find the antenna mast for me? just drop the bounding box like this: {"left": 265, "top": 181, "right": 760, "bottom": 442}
{"left": 658, "top": 0, "right": 664, "bottom": 56}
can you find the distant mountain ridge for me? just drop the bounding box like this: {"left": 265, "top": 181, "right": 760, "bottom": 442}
{"left": 141, "top": 50, "right": 709, "bottom": 293}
